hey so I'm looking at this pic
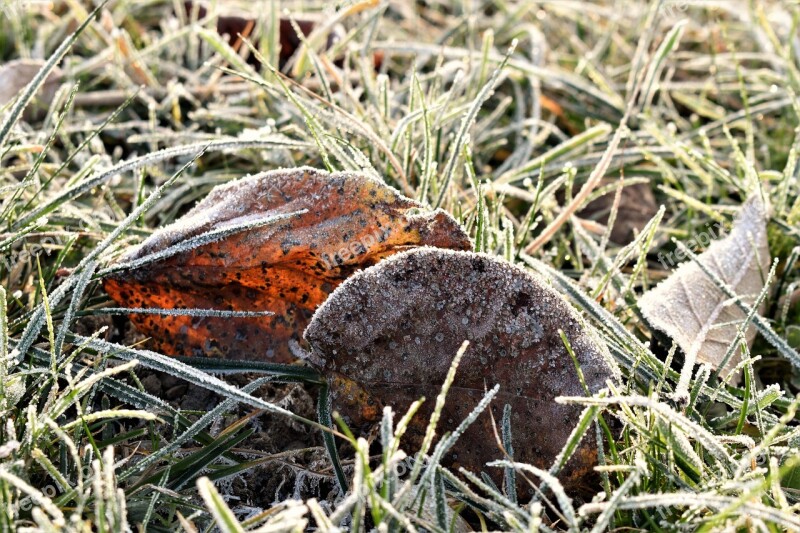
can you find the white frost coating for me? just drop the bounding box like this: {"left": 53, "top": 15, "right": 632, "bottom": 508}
{"left": 106, "top": 210, "right": 303, "bottom": 274}
{"left": 640, "top": 194, "right": 771, "bottom": 395}
{"left": 117, "top": 166, "right": 401, "bottom": 262}
{"left": 305, "top": 247, "right": 612, "bottom": 398}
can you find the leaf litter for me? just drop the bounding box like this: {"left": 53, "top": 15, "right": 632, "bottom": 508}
{"left": 102, "top": 165, "right": 621, "bottom": 497}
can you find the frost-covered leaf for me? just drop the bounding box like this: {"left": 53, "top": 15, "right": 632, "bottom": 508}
{"left": 103, "top": 167, "right": 470, "bottom": 363}
{"left": 304, "top": 248, "right": 614, "bottom": 496}
{"left": 640, "top": 195, "right": 771, "bottom": 384}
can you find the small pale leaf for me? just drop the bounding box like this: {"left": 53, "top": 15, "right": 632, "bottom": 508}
{"left": 641, "top": 195, "right": 771, "bottom": 384}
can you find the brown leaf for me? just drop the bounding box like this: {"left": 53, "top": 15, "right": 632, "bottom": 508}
{"left": 303, "top": 248, "right": 613, "bottom": 496}
{"left": 0, "top": 59, "right": 63, "bottom": 120}
{"left": 103, "top": 168, "right": 470, "bottom": 363}
{"left": 182, "top": 2, "right": 355, "bottom": 71}
{"left": 578, "top": 180, "right": 658, "bottom": 244}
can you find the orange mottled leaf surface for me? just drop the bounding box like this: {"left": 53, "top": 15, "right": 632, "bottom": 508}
{"left": 103, "top": 167, "right": 471, "bottom": 362}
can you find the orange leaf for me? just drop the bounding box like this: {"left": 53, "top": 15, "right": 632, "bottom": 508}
{"left": 103, "top": 167, "right": 470, "bottom": 363}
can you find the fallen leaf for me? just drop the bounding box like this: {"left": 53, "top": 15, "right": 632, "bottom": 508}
{"left": 640, "top": 195, "right": 771, "bottom": 388}
{"left": 578, "top": 180, "right": 658, "bottom": 244}
{"left": 181, "top": 2, "right": 362, "bottom": 71}
{"left": 303, "top": 248, "right": 613, "bottom": 496}
{"left": 103, "top": 167, "right": 470, "bottom": 363}
{"left": 0, "top": 59, "right": 63, "bottom": 120}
